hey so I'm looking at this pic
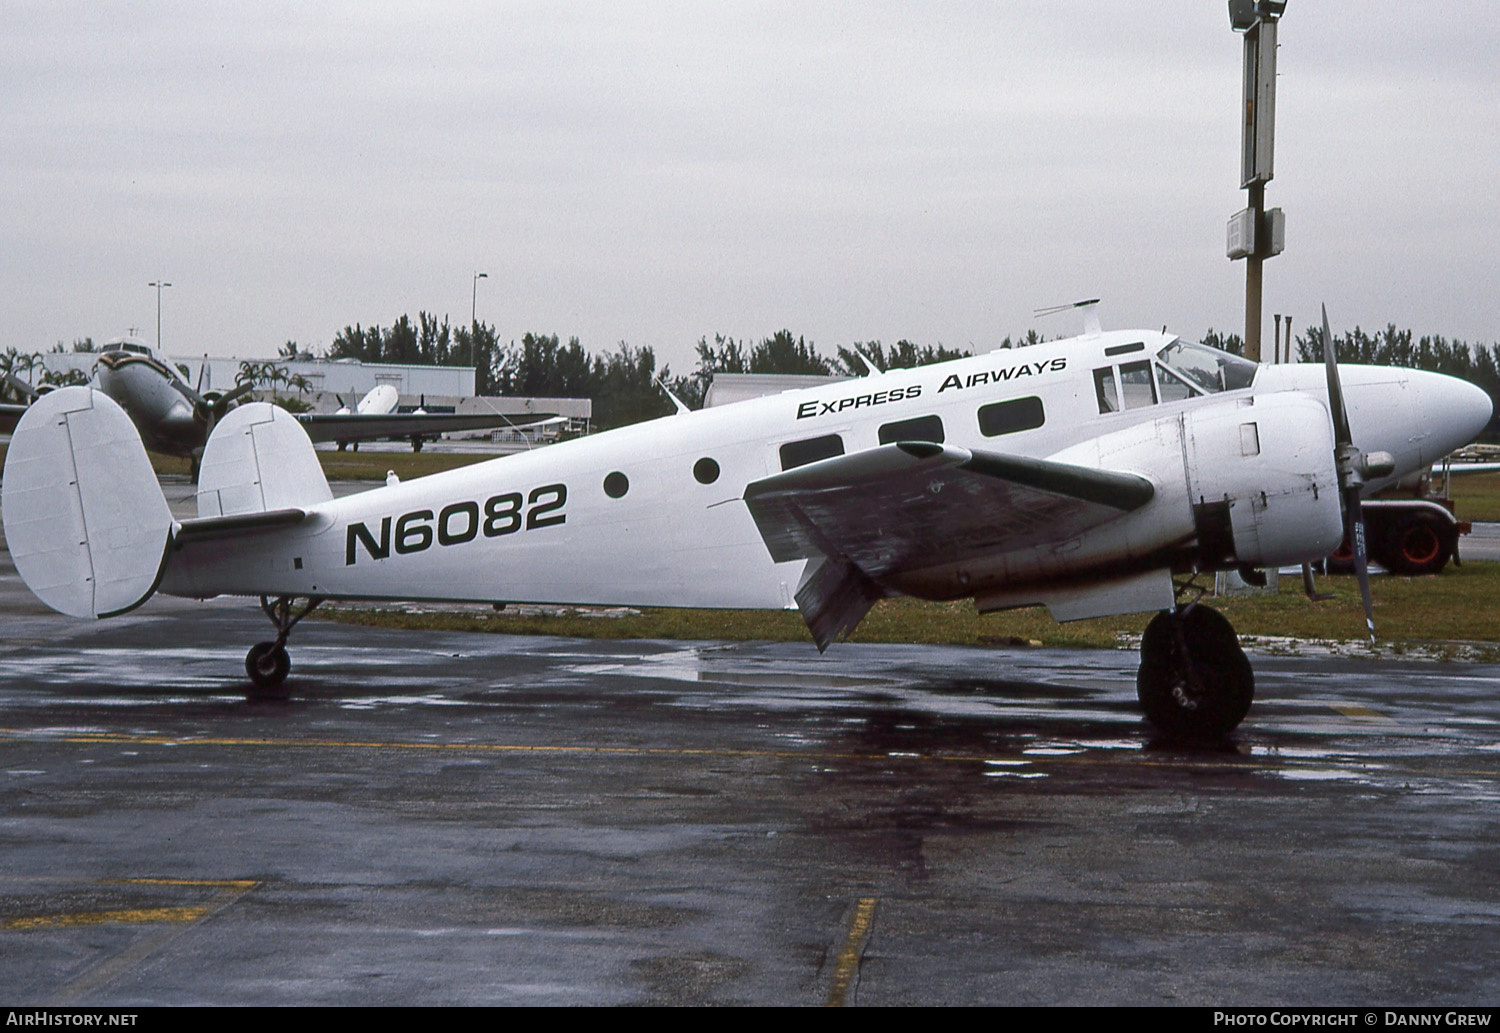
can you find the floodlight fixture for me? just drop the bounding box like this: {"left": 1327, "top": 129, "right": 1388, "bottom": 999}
{"left": 1229, "top": 0, "right": 1285, "bottom": 31}
{"left": 148, "top": 279, "right": 172, "bottom": 349}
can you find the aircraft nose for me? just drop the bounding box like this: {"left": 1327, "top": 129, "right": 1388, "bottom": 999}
{"left": 1423, "top": 373, "right": 1492, "bottom": 456}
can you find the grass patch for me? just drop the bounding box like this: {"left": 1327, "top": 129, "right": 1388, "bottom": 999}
{"left": 1444, "top": 471, "right": 1500, "bottom": 522}
{"left": 317, "top": 562, "right": 1500, "bottom": 653}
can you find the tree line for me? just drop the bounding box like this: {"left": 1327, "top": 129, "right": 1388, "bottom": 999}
{"left": 8, "top": 318, "right": 1499, "bottom": 438}
{"left": 322, "top": 314, "right": 1051, "bottom": 430}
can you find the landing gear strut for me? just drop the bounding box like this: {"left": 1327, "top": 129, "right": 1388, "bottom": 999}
{"left": 245, "top": 595, "right": 324, "bottom": 699}
{"left": 1136, "top": 604, "right": 1254, "bottom": 739}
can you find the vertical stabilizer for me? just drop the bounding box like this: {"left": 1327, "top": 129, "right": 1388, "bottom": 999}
{"left": 1, "top": 387, "right": 173, "bottom": 618}
{"left": 196, "top": 403, "right": 332, "bottom": 517}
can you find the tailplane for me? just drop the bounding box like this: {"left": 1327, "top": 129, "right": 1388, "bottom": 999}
{"left": 1, "top": 387, "right": 172, "bottom": 618}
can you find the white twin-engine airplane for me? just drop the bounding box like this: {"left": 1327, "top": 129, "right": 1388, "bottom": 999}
{"left": 2, "top": 310, "right": 1490, "bottom": 738}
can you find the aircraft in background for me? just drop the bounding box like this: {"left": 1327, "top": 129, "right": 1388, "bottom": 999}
{"left": 9, "top": 337, "right": 532, "bottom": 467}
{"left": 299, "top": 384, "right": 531, "bottom": 453}
{"left": 3, "top": 308, "right": 1490, "bottom": 739}
{"left": 92, "top": 337, "right": 260, "bottom": 458}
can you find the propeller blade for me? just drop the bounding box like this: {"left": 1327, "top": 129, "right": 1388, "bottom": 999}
{"left": 1344, "top": 484, "right": 1377, "bottom": 644}
{"left": 214, "top": 381, "right": 257, "bottom": 412}
{"left": 1322, "top": 303, "right": 1376, "bottom": 644}
{"left": 1321, "top": 304, "right": 1353, "bottom": 447}
{"left": 4, "top": 371, "right": 39, "bottom": 402}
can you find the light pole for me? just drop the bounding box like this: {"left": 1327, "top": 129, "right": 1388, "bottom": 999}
{"left": 1227, "top": 0, "right": 1287, "bottom": 362}
{"left": 148, "top": 280, "right": 172, "bottom": 350}
{"left": 472, "top": 271, "right": 489, "bottom": 393}
{"left": 471, "top": 271, "right": 488, "bottom": 330}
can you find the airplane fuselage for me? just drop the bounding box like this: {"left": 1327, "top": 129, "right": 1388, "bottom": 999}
{"left": 94, "top": 348, "right": 205, "bottom": 456}
{"left": 160, "top": 330, "right": 1492, "bottom": 621}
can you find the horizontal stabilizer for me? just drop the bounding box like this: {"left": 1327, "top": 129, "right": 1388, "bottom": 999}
{"left": 198, "top": 403, "right": 333, "bottom": 518}
{"left": 173, "top": 507, "right": 309, "bottom": 546}
{"left": 1, "top": 387, "right": 172, "bottom": 618}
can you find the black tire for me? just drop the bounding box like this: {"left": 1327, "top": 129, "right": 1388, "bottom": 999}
{"left": 1379, "top": 514, "right": 1451, "bottom": 576}
{"left": 1137, "top": 606, "right": 1254, "bottom": 739}
{"left": 245, "top": 640, "right": 291, "bottom": 697}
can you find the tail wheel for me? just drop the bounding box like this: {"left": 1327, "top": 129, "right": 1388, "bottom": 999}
{"left": 1381, "top": 514, "right": 1451, "bottom": 576}
{"left": 1137, "top": 606, "right": 1254, "bottom": 740}
{"left": 246, "top": 641, "right": 291, "bottom": 698}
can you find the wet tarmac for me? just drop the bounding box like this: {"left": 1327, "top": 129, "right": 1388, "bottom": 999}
{"left": 2, "top": 484, "right": 1500, "bottom": 1005}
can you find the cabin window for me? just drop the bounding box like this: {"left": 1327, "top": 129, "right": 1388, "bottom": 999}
{"left": 1119, "top": 361, "right": 1157, "bottom": 409}
{"left": 693, "top": 457, "right": 720, "bottom": 484}
{"left": 603, "top": 471, "right": 629, "bottom": 498}
{"left": 977, "top": 396, "right": 1045, "bottom": 437}
{"left": 1094, "top": 367, "right": 1119, "bottom": 414}
{"left": 780, "top": 434, "right": 844, "bottom": 471}
{"left": 878, "top": 415, "right": 944, "bottom": 445}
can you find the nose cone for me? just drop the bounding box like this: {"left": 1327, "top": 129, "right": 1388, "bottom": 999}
{"left": 1419, "top": 372, "right": 1492, "bottom": 458}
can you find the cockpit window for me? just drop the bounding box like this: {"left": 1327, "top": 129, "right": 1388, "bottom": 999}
{"left": 1119, "top": 361, "right": 1157, "bottom": 409}
{"left": 1156, "top": 339, "right": 1257, "bottom": 394}
{"left": 1155, "top": 365, "right": 1199, "bottom": 403}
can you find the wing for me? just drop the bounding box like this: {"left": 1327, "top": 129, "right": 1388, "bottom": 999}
{"left": 296, "top": 411, "right": 554, "bottom": 445}
{"left": 0, "top": 402, "right": 29, "bottom": 434}
{"left": 743, "top": 441, "right": 1155, "bottom": 649}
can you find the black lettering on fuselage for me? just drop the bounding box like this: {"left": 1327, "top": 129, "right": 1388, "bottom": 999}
{"left": 939, "top": 357, "right": 1067, "bottom": 393}
{"left": 346, "top": 516, "right": 392, "bottom": 565}
{"left": 438, "top": 501, "right": 479, "bottom": 545}
{"left": 795, "top": 383, "right": 922, "bottom": 419}
{"left": 346, "top": 483, "right": 568, "bottom": 565}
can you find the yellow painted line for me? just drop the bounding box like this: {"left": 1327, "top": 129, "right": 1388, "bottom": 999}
{"left": 46, "top": 880, "right": 259, "bottom": 1005}
{"left": 826, "top": 897, "right": 878, "bottom": 1007}
{"left": 4, "top": 906, "right": 208, "bottom": 930}
{"left": 108, "top": 878, "right": 258, "bottom": 889}
{"left": 1329, "top": 704, "right": 1392, "bottom": 721}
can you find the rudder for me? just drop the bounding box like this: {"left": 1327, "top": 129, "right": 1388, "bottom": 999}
{"left": 1, "top": 387, "right": 173, "bottom": 618}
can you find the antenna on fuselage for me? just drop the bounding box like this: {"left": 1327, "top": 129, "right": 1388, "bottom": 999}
{"left": 656, "top": 375, "right": 690, "bottom": 415}
{"left": 846, "top": 348, "right": 879, "bottom": 377}
{"left": 1034, "top": 298, "right": 1102, "bottom": 337}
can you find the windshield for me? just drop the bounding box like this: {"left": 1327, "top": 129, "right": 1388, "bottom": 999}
{"left": 1156, "top": 339, "right": 1258, "bottom": 394}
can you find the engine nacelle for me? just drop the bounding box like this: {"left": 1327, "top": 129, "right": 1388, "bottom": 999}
{"left": 1183, "top": 393, "right": 1345, "bottom": 569}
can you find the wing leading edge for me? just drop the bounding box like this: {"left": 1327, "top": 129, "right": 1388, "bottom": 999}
{"left": 743, "top": 441, "right": 1156, "bottom": 650}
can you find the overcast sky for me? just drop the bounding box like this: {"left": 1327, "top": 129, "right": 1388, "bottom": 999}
{"left": 4, "top": 1, "right": 1496, "bottom": 373}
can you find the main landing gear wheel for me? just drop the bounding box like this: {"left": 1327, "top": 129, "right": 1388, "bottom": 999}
{"left": 1137, "top": 605, "right": 1254, "bottom": 740}
{"left": 246, "top": 641, "right": 291, "bottom": 697}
